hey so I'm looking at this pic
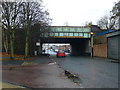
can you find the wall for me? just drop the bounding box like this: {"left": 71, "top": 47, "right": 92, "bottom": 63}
{"left": 107, "top": 36, "right": 119, "bottom": 59}
{"left": 107, "top": 30, "right": 120, "bottom": 60}
{"left": 93, "top": 44, "right": 107, "bottom": 58}
{"left": 93, "top": 34, "right": 107, "bottom": 58}
{"left": 85, "top": 39, "right": 91, "bottom": 54}
{"left": 91, "top": 25, "right": 101, "bottom": 34}
{"left": 70, "top": 39, "right": 90, "bottom": 56}
{"left": 93, "top": 34, "right": 107, "bottom": 44}
{"left": 0, "top": 20, "right": 2, "bottom": 53}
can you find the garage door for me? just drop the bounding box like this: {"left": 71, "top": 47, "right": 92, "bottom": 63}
{"left": 108, "top": 35, "right": 120, "bottom": 60}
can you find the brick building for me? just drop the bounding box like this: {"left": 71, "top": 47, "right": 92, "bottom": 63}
{"left": 93, "top": 30, "right": 120, "bottom": 60}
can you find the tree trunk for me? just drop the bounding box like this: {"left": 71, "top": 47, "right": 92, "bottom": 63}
{"left": 10, "top": 30, "right": 14, "bottom": 59}
{"left": 25, "top": 28, "right": 29, "bottom": 58}
{"left": 3, "top": 30, "right": 9, "bottom": 55}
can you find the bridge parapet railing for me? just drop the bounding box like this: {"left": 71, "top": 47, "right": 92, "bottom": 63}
{"left": 41, "top": 32, "right": 91, "bottom": 38}
{"left": 41, "top": 26, "right": 92, "bottom": 38}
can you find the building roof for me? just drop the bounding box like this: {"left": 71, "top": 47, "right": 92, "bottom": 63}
{"left": 106, "top": 30, "right": 120, "bottom": 37}
{"left": 94, "top": 30, "right": 116, "bottom": 36}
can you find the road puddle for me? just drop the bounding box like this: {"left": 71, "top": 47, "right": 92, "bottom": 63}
{"left": 65, "top": 70, "right": 82, "bottom": 86}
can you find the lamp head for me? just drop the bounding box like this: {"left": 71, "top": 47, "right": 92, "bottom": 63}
{"left": 90, "top": 32, "right": 94, "bottom": 35}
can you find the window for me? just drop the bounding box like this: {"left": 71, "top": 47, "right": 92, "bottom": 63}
{"left": 69, "top": 33, "right": 74, "bottom": 36}
{"left": 49, "top": 33, "right": 53, "bottom": 36}
{"left": 83, "top": 28, "right": 90, "bottom": 32}
{"left": 55, "top": 33, "right": 59, "bottom": 36}
{"left": 69, "top": 28, "right": 75, "bottom": 32}
{"left": 84, "top": 33, "right": 88, "bottom": 38}
{"left": 74, "top": 33, "right": 79, "bottom": 36}
{"left": 63, "top": 33, "right": 69, "bottom": 36}
{"left": 79, "top": 33, "right": 83, "bottom": 36}
{"left": 57, "top": 27, "right": 63, "bottom": 32}
{"left": 76, "top": 28, "right": 80, "bottom": 32}
{"left": 63, "top": 27, "right": 69, "bottom": 32}
{"left": 76, "top": 28, "right": 84, "bottom": 32}
{"left": 59, "top": 33, "right": 64, "bottom": 36}
{"left": 51, "top": 27, "right": 55, "bottom": 32}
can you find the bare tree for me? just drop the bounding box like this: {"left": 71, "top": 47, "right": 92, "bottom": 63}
{"left": 1, "top": 1, "right": 51, "bottom": 58}
{"left": 2, "top": 27, "right": 9, "bottom": 55}
{"left": 84, "top": 21, "right": 93, "bottom": 26}
{"left": 111, "top": 1, "right": 120, "bottom": 29}
{"left": 97, "top": 1, "right": 120, "bottom": 30}
{"left": 112, "top": 1, "right": 120, "bottom": 18}
{"left": 97, "top": 15, "right": 116, "bottom": 30}
{"left": 2, "top": 2, "right": 22, "bottom": 59}
{"left": 20, "top": 1, "right": 51, "bottom": 58}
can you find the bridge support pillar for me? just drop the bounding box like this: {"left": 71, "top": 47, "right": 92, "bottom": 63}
{"left": 70, "top": 39, "right": 90, "bottom": 56}
{"left": 70, "top": 42, "right": 85, "bottom": 56}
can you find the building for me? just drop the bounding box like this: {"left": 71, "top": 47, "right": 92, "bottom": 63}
{"left": 107, "top": 30, "right": 120, "bottom": 60}
{"left": 93, "top": 30, "right": 120, "bottom": 60}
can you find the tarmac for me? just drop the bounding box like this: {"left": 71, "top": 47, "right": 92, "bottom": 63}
{"left": 1, "top": 55, "right": 81, "bottom": 89}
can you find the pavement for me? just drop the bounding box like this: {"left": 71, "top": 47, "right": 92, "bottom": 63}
{"left": 1, "top": 82, "right": 25, "bottom": 88}
{"left": 1, "top": 55, "right": 81, "bottom": 88}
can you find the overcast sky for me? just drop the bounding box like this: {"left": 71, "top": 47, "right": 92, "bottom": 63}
{"left": 44, "top": 0, "right": 118, "bottom": 26}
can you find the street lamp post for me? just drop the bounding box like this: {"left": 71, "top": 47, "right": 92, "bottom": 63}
{"left": 90, "top": 32, "right": 94, "bottom": 57}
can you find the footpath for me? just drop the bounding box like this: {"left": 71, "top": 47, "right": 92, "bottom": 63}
{"left": 1, "top": 55, "right": 81, "bottom": 89}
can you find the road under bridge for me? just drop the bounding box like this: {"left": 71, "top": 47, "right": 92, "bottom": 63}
{"left": 41, "top": 37, "right": 91, "bottom": 56}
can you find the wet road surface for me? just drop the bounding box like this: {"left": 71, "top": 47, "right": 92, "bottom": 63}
{"left": 50, "top": 52, "right": 119, "bottom": 88}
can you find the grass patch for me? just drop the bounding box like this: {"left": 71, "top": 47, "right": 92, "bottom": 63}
{"left": 1, "top": 52, "right": 34, "bottom": 60}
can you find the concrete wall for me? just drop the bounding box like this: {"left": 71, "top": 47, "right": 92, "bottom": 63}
{"left": 93, "top": 44, "right": 107, "bottom": 58}
{"left": 70, "top": 42, "right": 85, "bottom": 56}
{"left": 70, "top": 39, "right": 90, "bottom": 56}
{"left": 85, "top": 40, "right": 91, "bottom": 54}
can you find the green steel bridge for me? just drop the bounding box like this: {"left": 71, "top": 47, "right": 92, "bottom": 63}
{"left": 39, "top": 25, "right": 101, "bottom": 56}
{"left": 41, "top": 26, "right": 92, "bottom": 38}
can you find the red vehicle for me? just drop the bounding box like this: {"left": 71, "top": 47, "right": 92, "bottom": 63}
{"left": 56, "top": 50, "right": 66, "bottom": 57}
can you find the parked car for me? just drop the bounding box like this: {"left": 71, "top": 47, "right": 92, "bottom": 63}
{"left": 65, "top": 49, "right": 71, "bottom": 53}
{"left": 56, "top": 50, "right": 66, "bottom": 57}
{"left": 54, "top": 49, "right": 58, "bottom": 52}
